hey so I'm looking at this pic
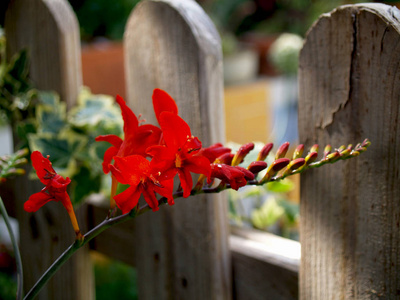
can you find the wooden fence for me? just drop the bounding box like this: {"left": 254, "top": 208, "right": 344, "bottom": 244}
{"left": 3, "top": 0, "right": 399, "bottom": 299}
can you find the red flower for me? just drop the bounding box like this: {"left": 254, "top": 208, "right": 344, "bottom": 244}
{"left": 147, "top": 112, "right": 211, "bottom": 198}
{"left": 110, "top": 155, "right": 174, "bottom": 214}
{"left": 152, "top": 88, "right": 178, "bottom": 125}
{"left": 95, "top": 95, "right": 162, "bottom": 173}
{"left": 24, "top": 151, "right": 81, "bottom": 237}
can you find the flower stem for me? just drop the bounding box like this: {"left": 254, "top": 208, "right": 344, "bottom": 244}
{"left": 0, "top": 196, "right": 23, "bottom": 300}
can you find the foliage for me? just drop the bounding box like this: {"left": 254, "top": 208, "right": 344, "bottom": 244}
{"left": 0, "top": 148, "right": 28, "bottom": 182}
{"left": 93, "top": 254, "right": 138, "bottom": 300}
{"left": 26, "top": 89, "right": 123, "bottom": 205}
{"left": 0, "top": 28, "right": 36, "bottom": 128}
{"left": 68, "top": 0, "right": 141, "bottom": 41}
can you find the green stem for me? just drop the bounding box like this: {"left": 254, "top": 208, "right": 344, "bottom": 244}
{"left": 0, "top": 196, "right": 23, "bottom": 300}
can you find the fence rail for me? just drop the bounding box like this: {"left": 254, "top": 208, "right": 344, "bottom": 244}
{"left": 3, "top": 0, "right": 400, "bottom": 299}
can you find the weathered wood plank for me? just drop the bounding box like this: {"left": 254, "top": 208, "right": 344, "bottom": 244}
{"left": 124, "top": 0, "right": 230, "bottom": 298}
{"left": 298, "top": 4, "right": 400, "bottom": 299}
{"left": 87, "top": 198, "right": 301, "bottom": 300}
{"left": 5, "top": 0, "right": 82, "bottom": 108}
{"left": 5, "top": 1, "right": 93, "bottom": 299}
{"left": 230, "top": 227, "right": 299, "bottom": 300}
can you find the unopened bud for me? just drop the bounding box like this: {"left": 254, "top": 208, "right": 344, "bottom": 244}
{"left": 275, "top": 142, "right": 289, "bottom": 160}
{"left": 350, "top": 150, "right": 360, "bottom": 157}
{"left": 340, "top": 149, "right": 351, "bottom": 158}
{"left": 323, "top": 145, "right": 332, "bottom": 159}
{"left": 257, "top": 143, "right": 273, "bottom": 161}
{"left": 231, "top": 143, "right": 254, "bottom": 166}
{"left": 236, "top": 166, "right": 255, "bottom": 181}
{"left": 361, "top": 139, "right": 371, "bottom": 148}
{"left": 247, "top": 161, "right": 268, "bottom": 174}
{"left": 326, "top": 151, "right": 340, "bottom": 163}
{"left": 305, "top": 151, "right": 318, "bottom": 165}
{"left": 283, "top": 158, "right": 305, "bottom": 176}
{"left": 260, "top": 158, "right": 290, "bottom": 184}
{"left": 292, "top": 144, "right": 304, "bottom": 159}
{"left": 310, "top": 144, "right": 319, "bottom": 153}
{"left": 14, "top": 158, "right": 28, "bottom": 167}
{"left": 16, "top": 148, "right": 29, "bottom": 158}
{"left": 215, "top": 153, "right": 234, "bottom": 165}
{"left": 357, "top": 147, "right": 367, "bottom": 153}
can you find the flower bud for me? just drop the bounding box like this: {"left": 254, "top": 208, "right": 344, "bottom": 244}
{"left": 16, "top": 148, "right": 29, "bottom": 158}
{"left": 231, "top": 143, "right": 254, "bottom": 166}
{"left": 310, "top": 144, "right": 319, "bottom": 153}
{"left": 215, "top": 153, "right": 234, "bottom": 165}
{"left": 247, "top": 161, "right": 268, "bottom": 174}
{"left": 292, "top": 144, "right": 304, "bottom": 159}
{"left": 257, "top": 143, "right": 273, "bottom": 161}
{"left": 361, "top": 139, "right": 371, "bottom": 148}
{"left": 260, "top": 158, "right": 290, "bottom": 183}
{"left": 305, "top": 151, "right": 318, "bottom": 165}
{"left": 283, "top": 158, "right": 305, "bottom": 176}
{"left": 236, "top": 166, "right": 255, "bottom": 181}
{"left": 326, "top": 151, "right": 340, "bottom": 163}
{"left": 323, "top": 145, "right": 332, "bottom": 159}
{"left": 275, "top": 142, "right": 289, "bottom": 160}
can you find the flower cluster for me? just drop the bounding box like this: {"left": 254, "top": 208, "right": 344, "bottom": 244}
{"left": 24, "top": 88, "right": 371, "bottom": 237}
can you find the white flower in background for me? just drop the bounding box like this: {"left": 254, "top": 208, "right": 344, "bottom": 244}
{"left": 269, "top": 33, "right": 304, "bottom": 75}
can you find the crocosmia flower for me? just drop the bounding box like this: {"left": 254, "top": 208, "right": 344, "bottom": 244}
{"left": 95, "top": 95, "right": 162, "bottom": 174}
{"left": 147, "top": 112, "right": 211, "bottom": 198}
{"left": 109, "top": 155, "right": 174, "bottom": 214}
{"left": 24, "top": 151, "right": 81, "bottom": 238}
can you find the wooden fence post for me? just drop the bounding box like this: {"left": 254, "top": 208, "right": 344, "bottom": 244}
{"left": 5, "top": 0, "right": 94, "bottom": 299}
{"left": 298, "top": 4, "right": 400, "bottom": 299}
{"left": 124, "top": 0, "right": 230, "bottom": 298}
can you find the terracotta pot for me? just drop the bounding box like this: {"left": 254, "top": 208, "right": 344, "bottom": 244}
{"left": 81, "top": 41, "right": 126, "bottom": 99}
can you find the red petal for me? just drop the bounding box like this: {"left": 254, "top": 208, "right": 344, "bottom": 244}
{"left": 101, "top": 146, "right": 119, "bottom": 174}
{"left": 152, "top": 178, "right": 174, "bottom": 205}
{"left": 185, "top": 155, "right": 211, "bottom": 178}
{"left": 159, "top": 112, "right": 191, "bottom": 152}
{"left": 95, "top": 134, "right": 123, "bottom": 148}
{"left": 178, "top": 168, "right": 193, "bottom": 198}
{"left": 24, "top": 192, "right": 53, "bottom": 212}
{"left": 116, "top": 95, "right": 139, "bottom": 141}
{"left": 120, "top": 124, "right": 162, "bottom": 157}
{"left": 112, "top": 155, "right": 150, "bottom": 186}
{"left": 31, "top": 151, "right": 56, "bottom": 185}
{"left": 50, "top": 175, "right": 71, "bottom": 189}
{"left": 152, "top": 89, "right": 178, "bottom": 125}
{"left": 114, "top": 186, "right": 141, "bottom": 214}
{"left": 142, "top": 188, "right": 159, "bottom": 212}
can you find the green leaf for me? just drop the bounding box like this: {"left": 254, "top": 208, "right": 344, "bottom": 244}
{"left": 251, "top": 197, "right": 285, "bottom": 229}
{"left": 28, "top": 130, "right": 87, "bottom": 178}
{"left": 69, "top": 88, "right": 122, "bottom": 129}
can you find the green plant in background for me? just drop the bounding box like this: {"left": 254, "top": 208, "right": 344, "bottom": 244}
{"left": 27, "top": 88, "right": 123, "bottom": 205}
{"left": 268, "top": 33, "right": 303, "bottom": 76}
{"left": 68, "top": 0, "right": 141, "bottom": 41}
{"left": 227, "top": 141, "right": 299, "bottom": 240}
{"left": 0, "top": 28, "right": 36, "bottom": 128}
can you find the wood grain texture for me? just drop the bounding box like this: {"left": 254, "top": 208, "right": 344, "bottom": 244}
{"left": 5, "top": 0, "right": 82, "bottom": 108}
{"left": 5, "top": 0, "right": 93, "bottom": 299}
{"left": 230, "top": 227, "right": 299, "bottom": 300}
{"left": 299, "top": 4, "right": 400, "bottom": 299}
{"left": 124, "top": 0, "right": 230, "bottom": 299}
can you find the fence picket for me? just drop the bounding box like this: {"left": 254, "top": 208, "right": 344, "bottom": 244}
{"left": 124, "top": 0, "right": 230, "bottom": 298}
{"left": 5, "top": 0, "right": 93, "bottom": 299}
{"left": 298, "top": 4, "right": 400, "bottom": 299}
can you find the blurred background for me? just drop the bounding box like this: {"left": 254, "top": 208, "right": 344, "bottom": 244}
{"left": 0, "top": 0, "right": 399, "bottom": 299}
